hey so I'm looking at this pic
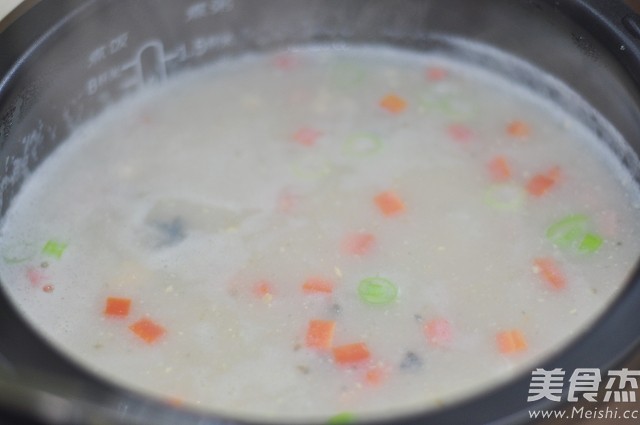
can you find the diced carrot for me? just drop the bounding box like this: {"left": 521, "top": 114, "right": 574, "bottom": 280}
{"left": 533, "top": 257, "right": 566, "bottom": 290}
{"left": 424, "top": 318, "right": 453, "bottom": 347}
{"left": 277, "top": 189, "right": 298, "bottom": 213}
{"left": 166, "top": 397, "right": 184, "bottom": 408}
{"left": 273, "top": 53, "right": 298, "bottom": 70}
{"left": 129, "top": 318, "right": 166, "bottom": 344}
{"left": 302, "top": 277, "right": 334, "bottom": 294}
{"left": 333, "top": 342, "right": 371, "bottom": 365}
{"left": 104, "top": 297, "right": 132, "bottom": 317}
{"left": 342, "top": 232, "right": 376, "bottom": 256}
{"left": 527, "top": 174, "right": 554, "bottom": 196}
{"left": 374, "top": 191, "right": 405, "bottom": 217}
{"left": 305, "top": 319, "right": 336, "bottom": 349}
{"left": 496, "top": 329, "right": 528, "bottom": 354}
{"left": 140, "top": 114, "right": 152, "bottom": 125}
{"left": 547, "top": 166, "right": 561, "bottom": 181}
{"left": 379, "top": 94, "right": 407, "bottom": 114}
{"left": 526, "top": 166, "right": 561, "bottom": 197}
{"left": 506, "top": 120, "right": 531, "bottom": 138}
{"left": 426, "top": 67, "right": 448, "bottom": 81}
{"left": 292, "top": 127, "right": 322, "bottom": 147}
{"left": 447, "top": 123, "right": 473, "bottom": 143}
{"left": 26, "top": 266, "right": 47, "bottom": 287}
{"left": 253, "top": 280, "right": 274, "bottom": 298}
{"left": 364, "top": 365, "right": 388, "bottom": 386}
{"left": 488, "top": 156, "right": 511, "bottom": 182}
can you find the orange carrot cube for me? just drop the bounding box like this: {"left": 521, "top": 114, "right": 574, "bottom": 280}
{"left": 488, "top": 156, "right": 511, "bottom": 182}
{"left": 26, "top": 267, "right": 47, "bottom": 287}
{"left": 506, "top": 120, "right": 531, "bottom": 138}
{"left": 277, "top": 189, "right": 298, "bottom": 213}
{"left": 253, "top": 280, "right": 274, "bottom": 298}
{"left": 104, "top": 297, "right": 132, "bottom": 317}
{"left": 292, "top": 127, "right": 322, "bottom": 147}
{"left": 426, "top": 67, "right": 448, "bottom": 81}
{"left": 527, "top": 174, "right": 554, "bottom": 196}
{"left": 424, "top": 318, "right": 453, "bottom": 347}
{"left": 374, "top": 191, "right": 405, "bottom": 217}
{"left": 342, "top": 232, "right": 376, "bottom": 256}
{"left": 333, "top": 342, "right": 371, "bottom": 365}
{"left": 533, "top": 257, "right": 566, "bottom": 290}
{"left": 129, "top": 318, "right": 166, "bottom": 344}
{"left": 302, "top": 277, "right": 334, "bottom": 294}
{"left": 447, "top": 123, "right": 473, "bottom": 143}
{"left": 364, "top": 365, "right": 388, "bottom": 386}
{"left": 305, "top": 320, "right": 336, "bottom": 350}
{"left": 496, "top": 330, "right": 528, "bottom": 354}
{"left": 273, "top": 53, "right": 298, "bottom": 70}
{"left": 379, "top": 94, "right": 407, "bottom": 114}
{"left": 165, "top": 397, "right": 184, "bottom": 408}
{"left": 527, "top": 166, "right": 561, "bottom": 197}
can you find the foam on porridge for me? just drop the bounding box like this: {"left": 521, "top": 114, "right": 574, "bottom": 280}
{"left": 1, "top": 46, "right": 639, "bottom": 422}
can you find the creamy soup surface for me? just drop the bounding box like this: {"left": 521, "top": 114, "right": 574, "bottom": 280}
{"left": 1, "top": 46, "right": 640, "bottom": 422}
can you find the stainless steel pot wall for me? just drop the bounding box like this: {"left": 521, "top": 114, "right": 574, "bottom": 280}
{"left": 0, "top": 1, "right": 640, "bottom": 424}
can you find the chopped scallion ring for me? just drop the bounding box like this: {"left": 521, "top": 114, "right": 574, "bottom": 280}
{"left": 546, "top": 214, "right": 588, "bottom": 248}
{"left": 358, "top": 277, "right": 398, "bottom": 305}
{"left": 546, "top": 214, "right": 604, "bottom": 254}
{"left": 579, "top": 233, "right": 603, "bottom": 254}
{"left": 484, "top": 184, "right": 525, "bottom": 211}
{"left": 291, "top": 156, "right": 332, "bottom": 180}
{"left": 3, "top": 242, "right": 36, "bottom": 264}
{"left": 343, "top": 133, "right": 383, "bottom": 158}
{"left": 419, "top": 91, "right": 475, "bottom": 119}
{"left": 327, "top": 412, "right": 356, "bottom": 424}
{"left": 42, "top": 240, "right": 68, "bottom": 259}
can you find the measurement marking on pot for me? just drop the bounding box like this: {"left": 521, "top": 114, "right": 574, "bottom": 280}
{"left": 137, "top": 41, "right": 167, "bottom": 85}
{"left": 87, "top": 40, "right": 171, "bottom": 95}
{"left": 87, "top": 32, "right": 130, "bottom": 68}
{"left": 185, "top": 0, "right": 234, "bottom": 22}
{"left": 86, "top": 65, "right": 130, "bottom": 96}
{"left": 105, "top": 34, "right": 233, "bottom": 94}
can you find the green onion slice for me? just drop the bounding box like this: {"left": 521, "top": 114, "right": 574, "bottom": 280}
{"left": 578, "top": 233, "right": 603, "bottom": 254}
{"left": 42, "top": 240, "right": 68, "bottom": 259}
{"left": 546, "top": 214, "right": 589, "bottom": 248}
{"left": 343, "top": 134, "right": 383, "bottom": 158}
{"left": 327, "top": 412, "right": 357, "bottom": 424}
{"left": 291, "top": 156, "right": 331, "bottom": 180}
{"left": 419, "top": 90, "right": 475, "bottom": 120}
{"left": 546, "top": 214, "right": 604, "bottom": 254}
{"left": 484, "top": 183, "right": 525, "bottom": 211}
{"left": 358, "top": 277, "right": 398, "bottom": 305}
{"left": 2, "top": 242, "right": 36, "bottom": 264}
